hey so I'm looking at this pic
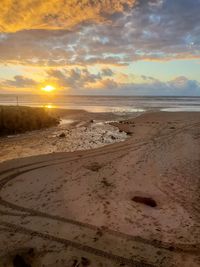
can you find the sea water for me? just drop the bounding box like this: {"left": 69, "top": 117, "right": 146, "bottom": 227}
{"left": 0, "top": 94, "right": 200, "bottom": 113}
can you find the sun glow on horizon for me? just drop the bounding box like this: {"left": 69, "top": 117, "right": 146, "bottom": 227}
{"left": 44, "top": 104, "right": 55, "bottom": 109}
{"left": 41, "top": 85, "right": 56, "bottom": 93}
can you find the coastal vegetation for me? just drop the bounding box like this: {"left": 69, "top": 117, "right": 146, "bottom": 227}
{"left": 0, "top": 106, "right": 59, "bottom": 136}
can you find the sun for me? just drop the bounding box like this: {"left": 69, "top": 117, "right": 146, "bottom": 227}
{"left": 41, "top": 85, "right": 56, "bottom": 93}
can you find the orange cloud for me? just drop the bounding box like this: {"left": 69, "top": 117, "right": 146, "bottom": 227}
{"left": 0, "top": 0, "right": 136, "bottom": 32}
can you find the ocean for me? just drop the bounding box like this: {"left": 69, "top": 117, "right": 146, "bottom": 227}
{"left": 0, "top": 94, "right": 200, "bottom": 113}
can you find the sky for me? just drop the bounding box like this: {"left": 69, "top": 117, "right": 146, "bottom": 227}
{"left": 0, "top": 0, "right": 200, "bottom": 96}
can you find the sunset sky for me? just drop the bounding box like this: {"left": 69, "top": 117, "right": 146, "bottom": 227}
{"left": 0, "top": 0, "right": 200, "bottom": 95}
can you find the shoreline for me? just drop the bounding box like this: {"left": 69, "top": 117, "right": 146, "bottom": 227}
{"left": 1, "top": 109, "right": 200, "bottom": 163}
{"left": 0, "top": 108, "right": 140, "bottom": 163}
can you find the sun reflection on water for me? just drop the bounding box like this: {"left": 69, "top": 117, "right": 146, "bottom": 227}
{"left": 44, "top": 104, "right": 56, "bottom": 109}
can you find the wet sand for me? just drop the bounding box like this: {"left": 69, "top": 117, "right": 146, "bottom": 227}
{"left": 0, "top": 120, "right": 127, "bottom": 163}
{"left": 0, "top": 108, "right": 138, "bottom": 163}
{"left": 0, "top": 112, "right": 200, "bottom": 267}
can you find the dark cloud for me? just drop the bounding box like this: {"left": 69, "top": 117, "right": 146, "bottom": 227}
{"left": 3, "top": 75, "right": 37, "bottom": 88}
{"left": 101, "top": 68, "right": 114, "bottom": 76}
{"left": 98, "top": 77, "right": 200, "bottom": 96}
{"left": 46, "top": 68, "right": 104, "bottom": 89}
{"left": 0, "top": 0, "right": 199, "bottom": 66}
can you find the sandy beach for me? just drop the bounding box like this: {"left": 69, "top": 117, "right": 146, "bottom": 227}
{"left": 0, "top": 108, "right": 139, "bottom": 163}
{"left": 0, "top": 120, "right": 127, "bottom": 163}
{"left": 0, "top": 111, "right": 200, "bottom": 267}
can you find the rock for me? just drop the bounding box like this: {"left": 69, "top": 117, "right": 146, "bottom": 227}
{"left": 59, "top": 132, "right": 66, "bottom": 138}
{"left": 13, "top": 255, "right": 31, "bottom": 267}
{"left": 110, "top": 135, "right": 116, "bottom": 140}
{"left": 90, "top": 120, "right": 94, "bottom": 123}
{"left": 132, "top": 196, "right": 157, "bottom": 207}
{"left": 169, "top": 246, "right": 175, "bottom": 251}
{"left": 81, "top": 257, "right": 91, "bottom": 266}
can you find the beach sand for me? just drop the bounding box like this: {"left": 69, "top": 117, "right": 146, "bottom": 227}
{"left": 0, "top": 111, "right": 200, "bottom": 267}
{"left": 0, "top": 108, "right": 137, "bottom": 163}
{"left": 0, "top": 120, "right": 127, "bottom": 163}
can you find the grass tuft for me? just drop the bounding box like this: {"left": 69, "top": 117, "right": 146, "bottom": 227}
{"left": 0, "top": 106, "right": 59, "bottom": 136}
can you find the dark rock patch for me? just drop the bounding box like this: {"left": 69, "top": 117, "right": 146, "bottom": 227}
{"left": 13, "top": 255, "right": 31, "bottom": 267}
{"left": 169, "top": 246, "right": 175, "bottom": 251}
{"left": 59, "top": 132, "right": 66, "bottom": 138}
{"left": 132, "top": 196, "right": 157, "bottom": 207}
{"left": 86, "top": 162, "right": 102, "bottom": 172}
{"left": 126, "top": 131, "right": 133, "bottom": 136}
{"left": 101, "top": 178, "right": 112, "bottom": 187}
{"left": 110, "top": 135, "right": 116, "bottom": 140}
{"left": 81, "top": 257, "right": 91, "bottom": 266}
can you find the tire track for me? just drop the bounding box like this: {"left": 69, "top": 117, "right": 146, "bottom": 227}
{"left": 0, "top": 121, "right": 200, "bottom": 264}
{"left": 0, "top": 220, "right": 153, "bottom": 267}
{"left": 0, "top": 147, "right": 199, "bottom": 253}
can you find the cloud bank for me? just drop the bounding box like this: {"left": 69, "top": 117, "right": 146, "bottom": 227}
{"left": 0, "top": 0, "right": 136, "bottom": 32}
{"left": 0, "top": 0, "right": 199, "bottom": 67}
{"left": 2, "top": 68, "right": 200, "bottom": 96}
{"left": 0, "top": 0, "right": 200, "bottom": 96}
